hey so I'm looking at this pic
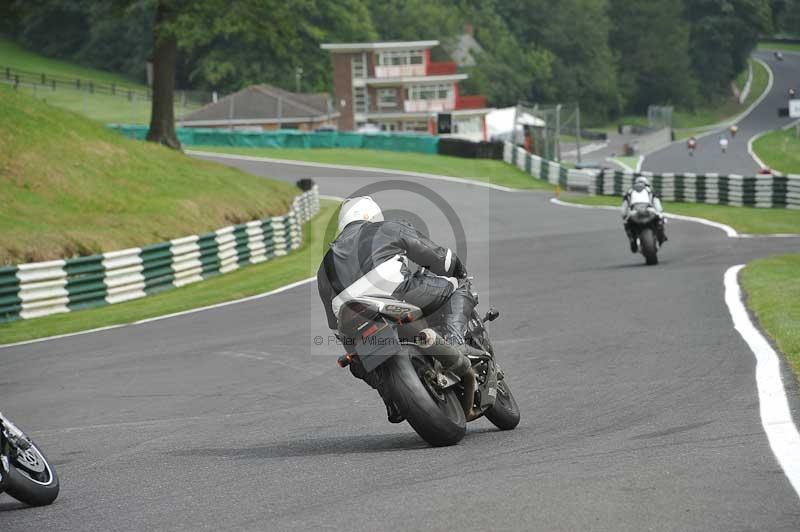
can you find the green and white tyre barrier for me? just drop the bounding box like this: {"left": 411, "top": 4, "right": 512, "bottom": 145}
{"left": 0, "top": 187, "right": 320, "bottom": 324}
{"left": 504, "top": 142, "right": 800, "bottom": 208}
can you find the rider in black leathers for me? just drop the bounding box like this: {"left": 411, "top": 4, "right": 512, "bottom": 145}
{"left": 317, "top": 197, "right": 475, "bottom": 422}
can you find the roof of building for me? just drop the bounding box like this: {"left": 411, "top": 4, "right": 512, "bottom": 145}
{"left": 321, "top": 40, "right": 439, "bottom": 52}
{"left": 180, "top": 85, "right": 336, "bottom": 124}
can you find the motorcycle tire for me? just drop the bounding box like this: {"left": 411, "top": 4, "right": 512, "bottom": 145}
{"left": 5, "top": 439, "right": 60, "bottom": 506}
{"left": 382, "top": 349, "right": 466, "bottom": 447}
{"left": 485, "top": 379, "right": 520, "bottom": 430}
{"left": 640, "top": 228, "right": 658, "bottom": 265}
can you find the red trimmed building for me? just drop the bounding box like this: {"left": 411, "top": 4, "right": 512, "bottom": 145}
{"left": 321, "top": 40, "right": 492, "bottom": 140}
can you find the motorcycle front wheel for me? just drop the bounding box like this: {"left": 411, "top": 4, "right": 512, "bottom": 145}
{"left": 382, "top": 350, "right": 466, "bottom": 447}
{"left": 639, "top": 228, "right": 659, "bottom": 265}
{"left": 485, "top": 379, "right": 521, "bottom": 430}
{"left": 4, "top": 438, "right": 60, "bottom": 506}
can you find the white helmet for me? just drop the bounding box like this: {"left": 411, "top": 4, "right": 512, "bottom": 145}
{"left": 337, "top": 196, "right": 384, "bottom": 233}
{"left": 633, "top": 176, "right": 649, "bottom": 191}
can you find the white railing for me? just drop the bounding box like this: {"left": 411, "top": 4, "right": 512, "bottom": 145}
{"left": 374, "top": 65, "right": 425, "bottom": 78}
{"left": 404, "top": 99, "right": 454, "bottom": 113}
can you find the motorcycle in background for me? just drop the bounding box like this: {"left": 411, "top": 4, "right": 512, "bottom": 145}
{"left": 0, "top": 412, "right": 59, "bottom": 506}
{"left": 626, "top": 203, "right": 662, "bottom": 265}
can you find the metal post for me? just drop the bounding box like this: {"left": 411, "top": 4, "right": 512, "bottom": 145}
{"left": 229, "top": 95, "right": 235, "bottom": 131}
{"left": 555, "top": 104, "right": 562, "bottom": 162}
{"left": 512, "top": 104, "right": 520, "bottom": 146}
{"left": 295, "top": 66, "right": 303, "bottom": 93}
{"left": 576, "top": 104, "right": 582, "bottom": 164}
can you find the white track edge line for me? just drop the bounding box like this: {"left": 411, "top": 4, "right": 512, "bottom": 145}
{"left": 0, "top": 277, "right": 316, "bottom": 350}
{"left": 549, "top": 198, "right": 800, "bottom": 238}
{"left": 188, "top": 150, "right": 517, "bottom": 192}
{"left": 745, "top": 57, "right": 776, "bottom": 169}
{"left": 724, "top": 265, "right": 800, "bottom": 499}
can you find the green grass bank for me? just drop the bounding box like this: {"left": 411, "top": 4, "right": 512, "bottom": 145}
{"left": 741, "top": 254, "right": 800, "bottom": 376}
{"left": 0, "top": 89, "right": 299, "bottom": 265}
{"left": 752, "top": 128, "right": 800, "bottom": 175}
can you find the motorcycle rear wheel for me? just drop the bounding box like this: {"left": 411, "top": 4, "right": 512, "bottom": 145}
{"left": 382, "top": 350, "right": 466, "bottom": 447}
{"left": 485, "top": 379, "right": 521, "bottom": 430}
{"left": 640, "top": 228, "right": 659, "bottom": 265}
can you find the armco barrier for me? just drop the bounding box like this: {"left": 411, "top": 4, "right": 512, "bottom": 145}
{"left": 504, "top": 142, "right": 800, "bottom": 208}
{"left": 110, "top": 125, "right": 439, "bottom": 154}
{"left": 0, "top": 187, "right": 320, "bottom": 324}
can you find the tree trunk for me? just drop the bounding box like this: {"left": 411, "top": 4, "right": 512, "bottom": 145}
{"left": 146, "top": 1, "right": 181, "bottom": 150}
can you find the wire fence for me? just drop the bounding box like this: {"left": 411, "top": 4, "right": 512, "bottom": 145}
{"left": 1, "top": 65, "right": 216, "bottom": 124}
{"left": 512, "top": 103, "right": 584, "bottom": 163}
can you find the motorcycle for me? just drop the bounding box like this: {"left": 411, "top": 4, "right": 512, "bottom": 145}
{"left": 626, "top": 203, "right": 662, "bottom": 265}
{"left": 0, "top": 413, "right": 59, "bottom": 506}
{"left": 335, "top": 278, "right": 519, "bottom": 446}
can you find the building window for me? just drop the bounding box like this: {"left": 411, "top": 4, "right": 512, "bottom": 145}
{"left": 352, "top": 54, "right": 366, "bottom": 79}
{"left": 378, "top": 49, "right": 424, "bottom": 66}
{"left": 403, "top": 120, "right": 429, "bottom": 133}
{"left": 377, "top": 88, "right": 397, "bottom": 108}
{"left": 405, "top": 83, "right": 453, "bottom": 101}
{"left": 353, "top": 86, "right": 368, "bottom": 113}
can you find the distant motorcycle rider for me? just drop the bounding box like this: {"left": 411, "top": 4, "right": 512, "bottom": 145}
{"left": 621, "top": 177, "right": 667, "bottom": 252}
{"left": 317, "top": 197, "right": 479, "bottom": 422}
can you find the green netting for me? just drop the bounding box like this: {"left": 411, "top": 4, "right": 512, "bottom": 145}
{"left": 109, "top": 125, "right": 438, "bottom": 153}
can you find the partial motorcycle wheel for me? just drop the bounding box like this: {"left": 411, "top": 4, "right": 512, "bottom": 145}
{"left": 639, "top": 228, "right": 659, "bottom": 265}
{"left": 485, "top": 379, "right": 520, "bottom": 430}
{"left": 4, "top": 437, "right": 60, "bottom": 506}
{"left": 382, "top": 349, "right": 466, "bottom": 447}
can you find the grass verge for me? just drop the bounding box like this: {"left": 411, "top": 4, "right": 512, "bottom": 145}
{"left": 741, "top": 254, "right": 800, "bottom": 375}
{"left": 757, "top": 41, "right": 800, "bottom": 53}
{"left": 194, "top": 147, "right": 554, "bottom": 190}
{"left": 0, "top": 89, "right": 298, "bottom": 264}
{"left": 752, "top": 128, "right": 800, "bottom": 174}
{"left": 609, "top": 156, "right": 641, "bottom": 172}
{"left": 0, "top": 200, "right": 340, "bottom": 345}
{"left": 560, "top": 194, "right": 800, "bottom": 234}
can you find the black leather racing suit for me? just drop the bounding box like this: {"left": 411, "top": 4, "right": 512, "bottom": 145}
{"left": 317, "top": 219, "right": 475, "bottom": 385}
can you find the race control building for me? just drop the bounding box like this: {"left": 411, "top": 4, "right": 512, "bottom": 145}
{"left": 321, "top": 40, "right": 492, "bottom": 140}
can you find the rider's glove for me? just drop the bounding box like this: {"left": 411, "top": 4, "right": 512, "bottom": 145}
{"left": 452, "top": 256, "right": 468, "bottom": 279}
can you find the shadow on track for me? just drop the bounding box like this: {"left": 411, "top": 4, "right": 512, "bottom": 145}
{"left": 168, "top": 433, "right": 433, "bottom": 459}
{"left": 0, "top": 500, "right": 31, "bottom": 512}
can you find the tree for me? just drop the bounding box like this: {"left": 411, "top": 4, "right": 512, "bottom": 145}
{"left": 609, "top": 0, "right": 695, "bottom": 112}
{"left": 146, "top": 0, "right": 180, "bottom": 149}
{"left": 684, "top": 0, "right": 772, "bottom": 100}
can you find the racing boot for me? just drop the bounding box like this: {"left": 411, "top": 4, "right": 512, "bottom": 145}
{"left": 624, "top": 223, "right": 638, "bottom": 253}
{"left": 657, "top": 218, "right": 668, "bottom": 245}
{"left": 349, "top": 355, "right": 404, "bottom": 423}
{"left": 440, "top": 283, "right": 483, "bottom": 420}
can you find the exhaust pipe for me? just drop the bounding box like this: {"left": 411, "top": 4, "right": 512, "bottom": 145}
{"left": 418, "top": 329, "right": 479, "bottom": 420}
{"left": 418, "top": 328, "right": 471, "bottom": 377}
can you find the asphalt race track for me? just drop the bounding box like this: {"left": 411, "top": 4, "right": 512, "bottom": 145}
{"left": 644, "top": 51, "right": 800, "bottom": 175}
{"left": 2, "top": 152, "right": 799, "bottom": 531}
